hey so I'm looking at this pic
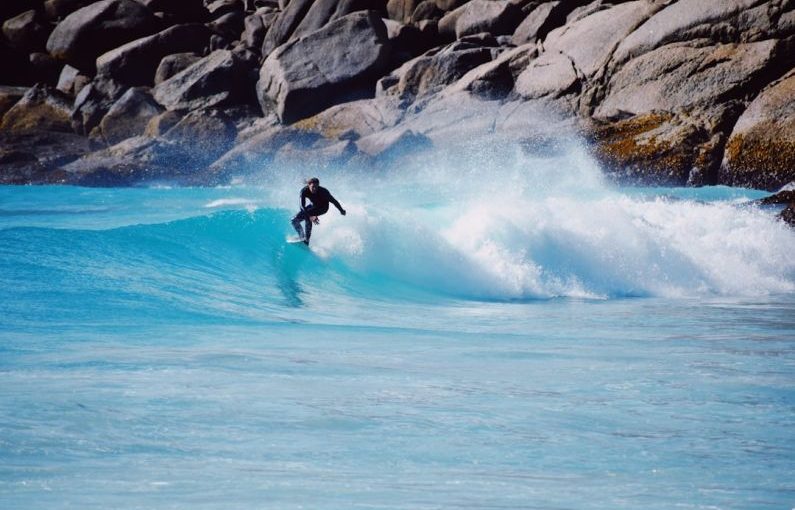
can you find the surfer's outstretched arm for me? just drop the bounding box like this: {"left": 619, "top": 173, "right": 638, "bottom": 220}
{"left": 329, "top": 194, "right": 346, "bottom": 215}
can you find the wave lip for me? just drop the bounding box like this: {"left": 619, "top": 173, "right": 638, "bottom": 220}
{"left": 204, "top": 198, "right": 260, "bottom": 211}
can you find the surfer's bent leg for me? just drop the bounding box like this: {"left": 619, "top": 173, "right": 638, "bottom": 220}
{"left": 304, "top": 214, "right": 313, "bottom": 242}
{"left": 292, "top": 207, "right": 316, "bottom": 243}
{"left": 291, "top": 211, "right": 307, "bottom": 239}
{"left": 302, "top": 205, "right": 319, "bottom": 243}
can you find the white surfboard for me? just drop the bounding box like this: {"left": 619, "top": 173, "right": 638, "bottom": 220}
{"left": 286, "top": 236, "right": 307, "bottom": 245}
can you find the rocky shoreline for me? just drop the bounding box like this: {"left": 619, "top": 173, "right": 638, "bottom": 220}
{"left": 1, "top": 0, "right": 794, "bottom": 204}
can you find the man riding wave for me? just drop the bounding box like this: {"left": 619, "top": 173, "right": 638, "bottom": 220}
{"left": 291, "top": 177, "right": 346, "bottom": 245}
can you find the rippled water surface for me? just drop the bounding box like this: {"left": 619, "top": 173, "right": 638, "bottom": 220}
{"left": 1, "top": 149, "right": 794, "bottom": 509}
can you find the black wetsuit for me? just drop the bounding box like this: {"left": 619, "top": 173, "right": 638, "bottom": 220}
{"left": 291, "top": 185, "right": 344, "bottom": 243}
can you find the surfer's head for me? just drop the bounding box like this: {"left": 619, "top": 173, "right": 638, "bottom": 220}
{"left": 306, "top": 177, "right": 319, "bottom": 192}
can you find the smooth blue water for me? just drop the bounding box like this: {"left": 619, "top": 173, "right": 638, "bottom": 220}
{"left": 1, "top": 147, "right": 794, "bottom": 509}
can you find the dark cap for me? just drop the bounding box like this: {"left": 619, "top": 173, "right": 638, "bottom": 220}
{"left": 306, "top": 177, "right": 319, "bottom": 185}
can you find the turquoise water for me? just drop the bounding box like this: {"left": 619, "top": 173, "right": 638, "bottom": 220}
{"left": 1, "top": 146, "right": 794, "bottom": 509}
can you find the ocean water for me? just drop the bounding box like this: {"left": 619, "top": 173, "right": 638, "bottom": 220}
{"left": 1, "top": 143, "right": 794, "bottom": 509}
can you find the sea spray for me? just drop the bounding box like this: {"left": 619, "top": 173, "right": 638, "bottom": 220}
{"left": 262, "top": 139, "right": 795, "bottom": 300}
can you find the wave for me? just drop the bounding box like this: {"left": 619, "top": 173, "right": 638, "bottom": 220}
{"left": 2, "top": 141, "right": 794, "bottom": 324}
{"left": 243, "top": 141, "right": 795, "bottom": 300}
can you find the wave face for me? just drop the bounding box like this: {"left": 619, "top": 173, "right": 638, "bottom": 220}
{"left": 1, "top": 142, "right": 794, "bottom": 325}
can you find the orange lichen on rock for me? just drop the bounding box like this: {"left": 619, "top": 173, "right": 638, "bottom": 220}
{"left": 722, "top": 133, "right": 795, "bottom": 189}
{"left": 589, "top": 112, "right": 702, "bottom": 185}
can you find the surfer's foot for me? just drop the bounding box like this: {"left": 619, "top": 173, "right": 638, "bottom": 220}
{"left": 302, "top": 239, "right": 309, "bottom": 245}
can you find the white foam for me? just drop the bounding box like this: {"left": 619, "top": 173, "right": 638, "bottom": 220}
{"left": 306, "top": 143, "right": 795, "bottom": 300}
{"left": 237, "top": 112, "right": 794, "bottom": 300}
{"left": 204, "top": 198, "right": 259, "bottom": 213}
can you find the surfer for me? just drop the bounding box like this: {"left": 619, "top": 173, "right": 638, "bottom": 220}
{"left": 291, "top": 177, "right": 346, "bottom": 245}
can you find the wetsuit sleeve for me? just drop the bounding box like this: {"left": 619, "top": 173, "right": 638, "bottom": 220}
{"left": 328, "top": 192, "right": 344, "bottom": 213}
{"left": 299, "top": 187, "right": 308, "bottom": 212}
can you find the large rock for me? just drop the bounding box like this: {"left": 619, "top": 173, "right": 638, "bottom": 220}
{"left": 144, "top": 109, "right": 184, "bottom": 137}
{"left": 493, "top": 98, "right": 581, "bottom": 145}
{"left": 353, "top": 91, "right": 580, "bottom": 167}
{"left": 46, "top": 0, "right": 163, "bottom": 73}
{"left": 780, "top": 202, "right": 795, "bottom": 227}
{"left": 759, "top": 189, "right": 795, "bottom": 205}
{"left": 153, "top": 49, "right": 253, "bottom": 111}
{"left": 411, "top": 1, "right": 444, "bottom": 23}
{"left": 98, "top": 87, "right": 164, "bottom": 145}
{"left": 0, "top": 86, "right": 28, "bottom": 118}
{"left": 566, "top": 0, "right": 612, "bottom": 24}
{"left": 43, "top": 0, "right": 97, "bottom": 21}
{"left": 134, "top": 0, "right": 209, "bottom": 23}
{"left": 70, "top": 77, "right": 127, "bottom": 135}
{"left": 377, "top": 90, "right": 504, "bottom": 147}
{"left": 207, "top": 123, "right": 313, "bottom": 179}
{"left": 543, "top": 0, "right": 662, "bottom": 80}
{"left": 443, "top": 42, "right": 537, "bottom": 100}
{"left": 720, "top": 72, "right": 795, "bottom": 190}
{"left": 291, "top": 0, "right": 377, "bottom": 39}
{"left": 379, "top": 41, "right": 496, "bottom": 101}
{"left": 0, "top": 0, "right": 39, "bottom": 24}
{"left": 206, "top": 0, "right": 243, "bottom": 17}
{"left": 207, "top": 11, "right": 245, "bottom": 40}
{"left": 2, "top": 10, "right": 51, "bottom": 52}
{"left": 154, "top": 52, "right": 202, "bottom": 84}
{"left": 434, "top": 0, "right": 469, "bottom": 11}
{"left": 257, "top": 11, "right": 391, "bottom": 123}
{"left": 242, "top": 11, "right": 277, "bottom": 51}
{"left": 780, "top": 8, "right": 795, "bottom": 36}
{"left": 272, "top": 137, "right": 357, "bottom": 168}
{"left": 64, "top": 107, "right": 237, "bottom": 185}
{"left": 260, "top": 0, "right": 314, "bottom": 56}
{"left": 60, "top": 141, "right": 180, "bottom": 186}
{"left": 589, "top": 110, "right": 729, "bottom": 186}
{"left": 355, "top": 127, "right": 432, "bottom": 160}
{"left": 0, "top": 130, "right": 91, "bottom": 184}
{"left": 0, "top": 84, "right": 73, "bottom": 133}
{"left": 161, "top": 108, "right": 237, "bottom": 165}
{"left": 96, "top": 24, "right": 212, "bottom": 85}
{"left": 387, "top": 0, "right": 420, "bottom": 23}
{"left": 612, "top": 0, "right": 774, "bottom": 64}
{"left": 382, "top": 18, "right": 437, "bottom": 66}
{"left": 514, "top": 52, "right": 578, "bottom": 100}
{"left": 292, "top": 96, "right": 404, "bottom": 140}
{"left": 595, "top": 39, "right": 784, "bottom": 118}
{"left": 56, "top": 64, "right": 90, "bottom": 95}
{"left": 449, "top": 0, "right": 523, "bottom": 39}
{"left": 437, "top": 7, "right": 464, "bottom": 40}
{"left": 512, "top": 1, "right": 561, "bottom": 45}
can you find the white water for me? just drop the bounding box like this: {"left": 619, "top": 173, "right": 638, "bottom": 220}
{"left": 248, "top": 139, "right": 795, "bottom": 301}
